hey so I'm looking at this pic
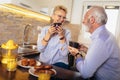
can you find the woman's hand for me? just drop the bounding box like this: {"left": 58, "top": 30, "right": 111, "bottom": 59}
{"left": 42, "top": 26, "right": 56, "bottom": 44}
{"left": 56, "top": 26, "right": 65, "bottom": 38}
{"left": 48, "top": 26, "right": 57, "bottom": 36}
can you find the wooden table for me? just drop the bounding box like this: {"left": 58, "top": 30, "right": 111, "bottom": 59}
{"left": 0, "top": 54, "right": 83, "bottom": 80}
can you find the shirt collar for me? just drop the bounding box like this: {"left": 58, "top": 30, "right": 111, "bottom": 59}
{"left": 91, "top": 25, "right": 106, "bottom": 40}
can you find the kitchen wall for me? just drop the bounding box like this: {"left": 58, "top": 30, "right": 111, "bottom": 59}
{"left": 0, "top": 7, "right": 48, "bottom": 45}
{"left": 0, "top": 7, "right": 81, "bottom": 45}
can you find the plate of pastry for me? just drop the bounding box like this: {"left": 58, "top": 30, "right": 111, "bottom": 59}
{"left": 17, "top": 58, "right": 41, "bottom": 68}
{"left": 29, "top": 65, "right": 56, "bottom": 77}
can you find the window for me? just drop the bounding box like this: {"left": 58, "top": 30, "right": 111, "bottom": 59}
{"left": 105, "top": 6, "right": 119, "bottom": 35}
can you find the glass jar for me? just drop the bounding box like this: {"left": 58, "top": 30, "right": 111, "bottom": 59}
{"left": 7, "top": 59, "right": 17, "bottom": 71}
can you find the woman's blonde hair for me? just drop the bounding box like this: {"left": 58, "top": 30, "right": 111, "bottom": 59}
{"left": 53, "top": 5, "right": 67, "bottom": 14}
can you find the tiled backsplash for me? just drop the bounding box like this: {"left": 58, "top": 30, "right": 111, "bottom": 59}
{"left": 0, "top": 7, "right": 81, "bottom": 45}
{"left": 0, "top": 8, "right": 49, "bottom": 45}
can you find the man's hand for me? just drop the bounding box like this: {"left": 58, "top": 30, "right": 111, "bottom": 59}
{"left": 68, "top": 46, "right": 79, "bottom": 56}
{"left": 79, "top": 44, "right": 88, "bottom": 53}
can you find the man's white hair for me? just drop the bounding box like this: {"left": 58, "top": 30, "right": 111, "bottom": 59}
{"left": 89, "top": 6, "right": 108, "bottom": 25}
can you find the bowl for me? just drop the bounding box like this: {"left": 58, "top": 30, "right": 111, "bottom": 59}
{"left": 18, "top": 44, "right": 37, "bottom": 53}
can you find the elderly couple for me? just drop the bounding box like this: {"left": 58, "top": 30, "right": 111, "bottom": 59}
{"left": 37, "top": 5, "right": 120, "bottom": 80}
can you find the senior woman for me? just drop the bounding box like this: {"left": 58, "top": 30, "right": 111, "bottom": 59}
{"left": 37, "top": 5, "right": 71, "bottom": 69}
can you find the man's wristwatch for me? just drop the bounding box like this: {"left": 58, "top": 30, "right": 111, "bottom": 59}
{"left": 75, "top": 52, "right": 83, "bottom": 57}
{"left": 75, "top": 53, "right": 80, "bottom": 57}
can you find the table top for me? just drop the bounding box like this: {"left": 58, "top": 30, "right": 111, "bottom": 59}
{"left": 0, "top": 54, "right": 83, "bottom": 80}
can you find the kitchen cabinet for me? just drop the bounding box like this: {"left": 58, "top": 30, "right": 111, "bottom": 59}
{"left": 6, "top": 0, "right": 73, "bottom": 21}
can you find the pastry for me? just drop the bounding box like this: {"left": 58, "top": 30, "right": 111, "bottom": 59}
{"left": 29, "top": 59, "right": 36, "bottom": 66}
{"left": 21, "top": 58, "right": 29, "bottom": 66}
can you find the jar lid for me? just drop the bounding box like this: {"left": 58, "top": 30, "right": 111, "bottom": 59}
{"left": 1, "top": 40, "right": 18, "bottom": 49}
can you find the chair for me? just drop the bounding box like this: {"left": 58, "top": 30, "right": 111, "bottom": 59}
{"left": 68, "top": 41, "right": 80, "bottom": 70}
{"left": 68, "top": 52, "right": 75, "bottom": 67}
